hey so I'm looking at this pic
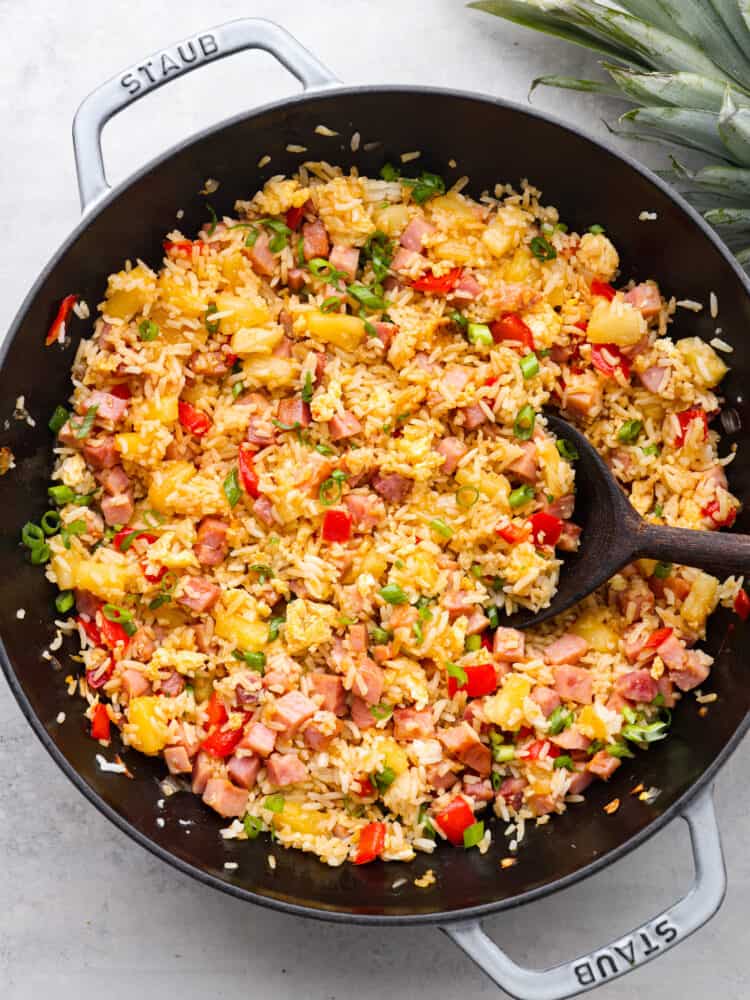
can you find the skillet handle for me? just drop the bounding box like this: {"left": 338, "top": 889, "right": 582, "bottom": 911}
{"left": 440, "top": 785, "right": 725, "bottom": 1000}
{"left": 72, "top": 17, "right": 339, "bottom": 213}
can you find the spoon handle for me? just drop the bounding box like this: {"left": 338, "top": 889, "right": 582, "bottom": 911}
{"left": 634, "top": 522, "right": 750, "bottom": 578}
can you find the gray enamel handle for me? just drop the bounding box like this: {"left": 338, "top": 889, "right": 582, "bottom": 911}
{"left": 441, "top": 785, "right": 725, "bottom": 1000}
{"left": 72, "top": 17, "right": 339, "bottom": 213}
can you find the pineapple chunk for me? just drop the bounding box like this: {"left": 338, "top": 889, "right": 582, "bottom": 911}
{"left": 484, "top": 674, "right": 532, "bottom": 730}
{"left": 115, "top": 425, "right": 171, "bottom": 466}
{"left": 148, "top": 460, "right": 197, "bottom": 513}
{"left": 430, "top": 191, "right": 479, "bottom": 223}
{"left": 676, "top": 337, "right": 728, "bottom": 388}
{"left": 273, "top": 801, "right": 329, "bottom": 836}
{"left": 681, "top": 572, "right": 719, "bottom": 629}
{"left": 503, "top": 247, "right": 534, "bottom": 282}
{"left": 636, "top": 558, "right": 658, "bottom": 577}
{"left": 374, "top": 203, "right": 411, "bottom": 238}
{"left": 104, "top": 265, "right": 155, "bottom": 320}
{"left": 577, "top": 705, "right": 609, "bottom": 742}
{"left": 571, "top": 608, "right": 619, "bottom": 653}
{"left": 242, "top": 355, "right": 298, "bottom": 389}
{"left": 220, "top": 252, "right": 250, "bottom": 288}
{"left": 284, "top": 598, "right": 337, "bottom": 654}
{"left": 127, "top": 697, "right": 170, "bottom": 755}
{"left": 356, "top": 546, "right": 388, "bottom": 582}
{"left": 132, "top": 394, "right": 179, "bottom": 425}
{"left": 587, "top": 296, "right": 646, "bottom": 347}
{"left": 394, "top": 548, "right": 439, "bottom": 592}
{"left": 74, "top": 557, "right": 134, "bottom": 600}
{"left": 431, "top": 239, "right": 474, "bottom": 264}
{"left": 482, "top": 219, "right": 515, "bottom": 258}
{"left": 157, "top": 273, "right": 208, "bottom": 318}
{"left": 214, "top": 611, "right": 268, "bottom": 651}
{"left": 214, "top": 292, "right": 271, "bottom": 334}
{"left": 536, "top": 437, "right": 572, "bottom": 499}
{"left": 230, "top": 325, "right": 284, "bottom": 356}
{"left": 305, "top": 311, "right": 366, "bottom": 351}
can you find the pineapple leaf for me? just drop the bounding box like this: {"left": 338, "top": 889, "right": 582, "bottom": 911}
{"left": 735, "top": 246, "right": 750, "bottom": 266}
{"left": 467, "top": 1, "right": 639, "bottom": 63}
{"left": 704, "top": 207, "right": 750, "bottom": 227}
{"left": 718, "top": 87, "right": 750, "bottom": 165}
{"left": 529, "top": 75, "right": 626, "bottom": 100}
{"left": 605, "top": 67, "right": 742, "bottom": 113}
{"left": 621, "top": 107, "right": 728, "bottom": 159}
{"left": 711, "top": 1, "right": 750, "bottom": 59}
{"left": 663, "top": 158, "right": 750, "bottom": 200}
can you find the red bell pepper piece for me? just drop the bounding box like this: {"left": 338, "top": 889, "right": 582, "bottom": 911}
{"left": 590, "top": 280, "right": 616, "bottom": 301}
{"left": 496, "top": 521, "right": 530, "bottom": 545}
{"left": 481, "top": 633, "right": 493, "bottom": 652}
{"left": 285, "top": 204, "right": 305, "bottom": 231}
{"left": 524, "top": 739, "right": 560, "bottom": 761}
{"left": 644, "top": 627, "right": 673, "bottom": 650}
{"left": 355, "top": 775, "right": 376, "bottom": 798}
{"left": 86, "top": 657, "right": 114, "bottom": 690}
{"left": 529, "top": 511, "right": 563, "bottom": 548}
{"left": 734, "top": 590, "right": 750, "bottom": 621}
{"left": 434, "top": 796, "right": 475, "bottom": 846}
{"left": 322, "top": 508, "right": 352, "bottom": 543}
{"left": 141, "top": 560, "right": 168, "bottom": 584}
{"left": 590, "top": 343, "right": 630, "bottom": 380}
{"left": 113, "top": 528, "right": 158, "bottom": 553}
{"left": 77, "top": 616, "right": 102, "bottom": 646}
{"left": 202, "top": 725, "right": 245, "bottom": 758}
{"left": 490, "top": 313, "right": 535, "bottom": 350}
{"left": 573, "top": 319, "right": 589, "bottom": 332}
{"left": 90, "top": 703, "right": 111, "bottom": 741}
{"left": 238, "top": 443, "right": 261, "bottom": 498}
{"left": 702, "top": 499, "right": 736, "bottom": 528}
{"left": 45, "top": 294, "right": 78, "bottom": 346}
{"left": 163, "top": 240, "right": 207, "bottom": 255}
{"left": 410, "top": 267, "right": 463, "bottom": 295}
{"left": 354, "top": 821, "right": 386, "bottom": 864}
{"left": 178, "top": 400, "right": 212, "bottom": 437}
{"left": 675, "top": 407, "right": 708, "bottom": 447}
{"left": 109, "top": 383, "right": 132, "bottom": 399}
{"left": 516, "top": 726, "right": 533, "bottom": 742}
{"left": 206, "top": 691, "right": 228, "bottom": 729}
{"left": 448, "top": 662, "right": 498, "bottom": 698}
{"left": 99, "top": 617, "right": 131, "bottom": 650}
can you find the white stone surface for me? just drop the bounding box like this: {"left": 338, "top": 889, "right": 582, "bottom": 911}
{"left": 0, "top": 1, "right": 748, "bottom": 998}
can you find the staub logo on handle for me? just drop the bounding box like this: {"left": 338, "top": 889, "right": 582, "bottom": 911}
{"left": 572, "top": 918, "right": 679, "bottom": 987}
{"left": 120, "top": 34, "right": 220, "bottom": 95}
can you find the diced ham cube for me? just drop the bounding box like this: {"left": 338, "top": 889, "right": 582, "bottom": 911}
{"left": 329, "top": 410, "right": 362, "bottom": 440}
{"left": 639, "top": 365, "right": 669, "bottom": 394}
{"left": 161, "top": 670, "right": 184, "bottom": 697}
{"left": 466, "top": 609, "right": 490, "bottom": 635}
{"left": 241, "top": 722, "right": 277, "bottom": 757}
{"left": 304, "top": 722, "right": 334, "bottom": 751}
{"left": 329, "top": 244, "right": 360, "bottom": 280}
{"left": 615, "top": 669, "right": 658, "bottom": 704}
{"left": 567, "top": 769, "right": 595, "bottom": 795}
{"left": 266, "top": 752, "right": 309, "bottom": 787}
{"left": 164, "top": 745, "right": 192, "bottom": 775}
{"left": 101, "top": 491, "right": 134, "bottom": 526}
{"left": 122, "top": 669, "right": 151, "bottom": 699}
{"left": 557, "top": 522, "right": 582, "bottom": 552}
{"left": 624, "top": 282, "right": 662, "bottom": 318}
{"left": 529, "top": 794, "right": 557, "bottom": 817}
{"left": 350, "top": 695, "right": 377, "bottom": 730}
{"left": 545, "top": 634, "right": 589, "bottom": 666}
{"left": 507, "top": 442, "right": 537, "bottom": 483}
{"left": 657, "top": 633, "right": 687, "bottom": 671}
{"left": 194, "top": 516, "right": 229, "bottom": 567}
{"left": 272, "top": 336, "right": 293, "bottom": 359}
{"left": 439, "top": 721, "right": 480, "bottom": 756}
{"left": 173, "top": 722, "right": 201, "bottom": 759}
{"left": 451, "top": 273, "right": 482, "bottom": 302}
{"left": 202, "top": 777, "right": 249, "bottom": 817}
{"left": 497, "top": 776, "right": 527, "bottom": 810}
{"left": 302, "top": 219, "right": 330, "bottom": 261}
{"left": 352, "top": 658, "right": 384, "bottom": 705}
{"left": 554, "top": 664, "right": 593, "bottom": 704}
{"left": 191, "top": 750, "right": 213, "bottom": 795}
{"left": 544, "top": 493, "right": 575, "bottom": 519}
{"left": 391, "top": 247, "right": 421, "bottom": 271}
{"left": 443, "top": 365, "right": 473, "bottom": 396}
{"left": 97, "top": 464, "right": 130, "bottom": 495}
{"left": 435, "top": 436, "right": 468, "bottom": 475}
{"left": 587, "top": 751, "right": 621, "bottom": 780}
{"left": 551, "top": 725, "right": 590, "bottom": 751}
{"left": 277, "top": 397, "right": 311, "bottom": 428}
{"left": 253, "top": 495, "right": 276, "bottom": 526}
{"left": 462, "top": 776, "right": 494, "bottom": 802}
{"left": 57, "top": 420, "right": 82, "bottom": 449}
{"left": 462, "top": 402, "right": 488, "bottom": 430}
{"left": 400, "top": 217, "right": 435, "bottom": 251}
{"left": 348, "top": 623, "right": 368, "bottom": 653}
{"left": 531, "top": 685, "right": 561, "bottom": 718}
{"left": 86, "top": 390, "right": 128, "bottom": 425}
{"left": 344, "top": 492, "right": 384, "bottom": 531}
{"left": 176, "top": 577, "right": 221, "bottom": 613}
{"left": 393, "top": 708, "right": 434, "bottom": 740}
{"left": 287, "top": 267, "right": 306, "bottom": 292}
{"left": 83, "top": 435, "right": 118, "bottom": 469}
{"left": 658, "top": 675, "right": 676, "bottom": 708}
{"left": 247, "top": 229, "right": 276, "bottom": 276}
{"left": 274, "top": 691, "right": 317, "bottom": 732}
{"left": 616, "top": 585, "right": 655, "bottom": 621}
{"left": 563, "top": 370, "right": 602, "bottom": 418}
{"left": 373, "top": 321, "right": 397, "bottom": 349}
{"left": 426, "top": 763, "right": 459, "bottom": 790}
{"left": 372, "top": 472, "right": 412, "bottom": 504}
{"left": 225, "top": 754, "right": 261, "bottom": 790}
{"left": 461, "top": 741, "right": 492, "bottom": 776}
{"left": 494, "top": 628, "right": 525, "bottom": 662}
{"left": 670, "top": 649, "right": 712, "bottom": 692}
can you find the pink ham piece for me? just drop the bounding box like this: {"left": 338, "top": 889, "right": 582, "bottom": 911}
{"left": 587, "top": 751, "right": 621, "bottom": 780}
{"left": 75, "top": 589, "right": 100, "bottom": 618}
{"left": 287, "top": 267, "right": 306, "bottom": 292}
{"left": 461, "top": 741, "right": 492, "bottom": 776}
{"left": 302, "top": 219, "right": 330, "bottom": 261}
{"left": 497, "top": 776, "right": 527, "bottom": 810}
{"left": 466, "top": 609, "right": 490, "bottom": 635}
{"left": 226, "top": 754, "right": 261, "bottom": 790}
{"left": 352, "top": 658, "right": 384, "bottom": 705}
{"left": 531, "top": 685, "right": 561, "bottom": 718}
{"left": 426, "top": 763, "right": 459, "bottom": 790}
{"left": 304, "top": 722, "right": 335, "bottom": 751}
{"left": 443, "top": 365, "right": 473, "bottom": 395}
{"left": 309, "top": 673, "right": 347, "bottom": 716}
{"left": 160, "top": 671, "right": 184, "bottom": 697}
{"left": 344, "top": 492, "right": 384, "bottom": 531}
{"left": 85, "top": 390, "right": 128, "bottom": 425}
{"left": 253, "top": 495, "right": 276, "bottom": 526}
{"left": 444, "top": 590, "right": 480, "bottom": 620}
{"left": 176, "top": 577, "right": 221, "bottom": 613}
{"left": 391, "top": 246, "right": 422, "bottom": 272}
{"left": 624, "top": 282, "right": 662, "bottom": 318}
{"left": 350, "top": 695, "right": 377, "bottom": 730}
{"left": 203, "top": 777, "right": 249, "bottom": 816}
{"left": 400, "top": 217, "right": 435, "bottom": 251}
{"left": 372, "top": 471, "right": 412, "bottom": 504}
{"left": 121, "top": 669, "right": 151, "bottom": 699}
{"left": 658, "top": 675, "right": 677, "bottom": 708}
{"left": 545, "top": 634, "right": 589, "bottom": 666}
{"left": 277, "top": 397, "right": 311, "bottom": 428}
{"left": 670, "top": 650, "right": 712, "bottom": 692}
{"left": 554, "top": 664, "right": 593, "bottom": 704}
{"left": 656, "top": 633, "right": 686, "bottom": 670}
{"left": 462, "top": 402, "right": 488, "bottom": 430}
{"left": 328, "top": 410, "right": 362, "bottom": 440}
{"left": 462, "top": 777, "right": 494, "bottom": 803}
{"left": 507, "top": 442, "right": 538, "bottom": 483}
{"left": 550, "top": 726, "right": 590, "bottom": 751}
{"left": 172, "top": 723, "right": 201, "bottom": 760}
{"left": 557, "top": 522, "right": 582, "bottom": 552}
{"left": 494, "top": 628, "right": 525, "bottom": 662}
{"left": 348, "top": 623, "right": 368, "bottom": 653}
{"left": 274, "top": 691, "right": 317, "bottom": 732}
{"left": 247, "top": 229, "right": 276, "bottom": 276}
{"left": 639, "top": 365, "right": 669, "bottom": 394}
{"left": 83, "top": 435, "right": 118, "bottom": 469}
{"left": 373, "top": 321, "right": 397, "bottom": 349}
{"left": 194, "top": 516, "right": 229, "bottom": 567}
{"left": 393, "top": 708, "right": 434, "bottom": 740}
{"left": 191, "top": 751, "right": 213, "bottom": 795}
{"left": 272, "top": 336, "right": 293, "bottom": 359}
{"left": 439, "top": 721, "right": 480, "bottom": 756}
{"left": 241, "top": 722, "right": 277, "bottom": 757}
{"left": 563, "top": 371, "right": 602, "bottom": 419}
{"left": 615, "top": 669, "right": 658, "bottom": 703}
{"left": 164, "top": 746, "right": 192, "bottom": 775}
{"left": 545, "top": 493, "right": 575, "bottom": 519}
{"left": 329, "top": 244, "right": 360, "bottom": 280}
{"left": 101, "top": 491, "right": 134, "bottom": 526}
{"left": 266, "top": 752, "right": 308, "bottom": 787}
{"left": 567, "top": 769, "right": 595, "bottom": 795}
{"left": 435, "top": 436, "right": 468, "bottom": 475}
{"left": 97, "top": 464, "right": 130, "bottom": 495}
{"left": 529, "top": 794, "right": 557, "bottom": 817}
{"left": 451, "top": 273, "right": 482, "bottom": 302}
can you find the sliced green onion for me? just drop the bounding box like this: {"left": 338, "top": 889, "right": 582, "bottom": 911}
{"left": 607, "top": 740, "right": 635, "bottom": 759}
{"left": 547, "top": 706, "right": 573, "bottom": 736}
{"left": 553, "top": 755, "right": 574, "bottom": 770}
{"left": 223, "top": 467, "right": 241, "bottom": 507}
{"left": 617, "top": 419, "right": 643, "bottom": 444}
{"left": 315, "top": 442, "right": 335, "bottom": 456}
{"left": 264, "top": 794, "right": 285, "bottom": 813}
{"left": 370, "top": 626, "right": 392, "bottom": 645}
{"left": 379, "top": 583, "right": 408, "bottom": 605}
{"left": 40, "top": 510, "right": 61, "bottom": 535}
{"left": 467, "top": 322, "right": 493, "bottom": 347}
{"left": 652, "top": 692, "right": 666, "bottom": 708}
{"left": 588, "top": 224, "right": 605, "bottom": 235}
{"left": 556, "top": 439, "right": 579, "bottom": 461}
{"left": 48, "top": 485, "right": 75, "bottom": 505}
{"left": 493, "top": 744, "right": 516, "bottom": 763}
{"left": 456, "top": 485, "right": 479, "bottom": 509}
{"left": 465, "top": 634, "right": 482, "bottom": 652}
{"left": 70, "top": 405, "right": 98, "bottom": 440}
{"left": 530, "top": 235, "right": 557, "bottom": 261}
{"left": 470, "top": 564, "right": 483, "bottom": 578}
{"left": 148, "top": 593, "right": 172, "bottom": 611}
{"left": 204, "top": 304, "right": 219, "bottom": 334}
{"left": 348, "top": 283, "right": 387, "bottom": 311}
{"left": 642, "top": 443, "right": 660, "bottom": 456}
{"left": 30, "top": 543, "right": 50, "bottom": 565}
{"left": 519, "top": 352, "right": 539, "bottom": 379}
{"left": 622, "top": 714, "right": 671, "bottom": 745}
{"left": 379, "top": 163, "right": 401, "bottom": 182}
{"left": 138, "top": 319, "right": 160, "bottom": 341}
{"left": 267, "top": 617, "right": 285, "bottom": 643}
{"left": 55, "top": 590, "right": 75, "bottom": 614}
{"left": 232, "top": 381, "right": 245, "bottom": 400}
{"left": 463, "top": 820, "right": 484, "bottom": 848}
{"left": 60, "top": 519, "right": 87, "bottom": 549}
{"left": 102, "top": 604, "right": 133, "bottom": 624}
{"left": 48, "top": 405, "right": 69, "bottom": 433}
{"left": 652, "top": 503, "right": 664, "bottom": 518}
{"left": 509, "top": 484, "right": 535, "bottom": 510}
{"left": 301, "top": 370, "right": 314, "bottom": 403}
{"left": 487, "top": 606, "right": 500, "bottom": 630}
{"left": 362, "top": 231, "right": 393, "bottom": 282}
{"left": 370, "top": 703, "right": 393, "bottom": 722}
{"left": 243, "top": 814, "right": 264, "bottom": 839}
{"left": 449, "top": 309, "right": 468, "bottom": 330}
{"left": 319, "top": 475, "right": 343, "bottom": 506}
{"left": 513, "top": 404, "right": 536, "bottom": 441}
{"left": 233, "top": 649, "right": 266, "bottom": 673}
{"left": 653, "top": 561, "right": 672, "bottom": 579}
{"left": 21, "top": 522, "right": 44, "bottom": 548}
{"left": 372, "top": 765, "right": 396, "bottom": 791}
{"left": 429, "top": 517, "right": 453, "bottom": 539}
{"left": 402, "top": 171, "right": 446, "bottom": 205}
{"left": 206, "top": 203, "right": 218, "bottom": 236}
{"left": 250, "top": 564, "right": 274, "bottom": 583}
{"left": 244, "top": 228, "right": 259, "bottom": 247}
{"left": 268, "top": 232, "right": 287, "bottom": 253}
{"left": 446, "top": 662, "right": 468, "bottom": 687}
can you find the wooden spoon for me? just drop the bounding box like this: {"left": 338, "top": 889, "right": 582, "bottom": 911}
{"left": 507, "top": 412, "right": 750, "bottom": 629}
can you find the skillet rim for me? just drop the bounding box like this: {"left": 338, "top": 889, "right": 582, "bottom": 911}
{"left": 1, "top": 81, "right": 749, "bottom": 925}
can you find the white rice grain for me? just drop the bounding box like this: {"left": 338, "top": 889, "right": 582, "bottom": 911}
{"left": 711, "top": 337, "right": 733, "bottom": 353}
{"left": 400, "top": 150, "right": 421, "bottom": 163}
{"left": 676, "top": 299, "right": 703, "bottom": 312}
{"left": 710, "top": 291, "right": 718, "bottom": 318}
{"left": 350, "top": 132, "right": 361, "bottom": 152}
{"left": 315, "top": 125, "right": 339, "bottom": 137}
{"left": 638, "top": 210, "right": 657, "bottom": 221}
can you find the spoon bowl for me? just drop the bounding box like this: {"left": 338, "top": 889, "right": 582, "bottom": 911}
{"left": 506, "top": 413, "right": 750, "bottom": 629}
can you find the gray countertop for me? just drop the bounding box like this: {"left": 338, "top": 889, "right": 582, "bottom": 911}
{"left": 1, "top": 1, "right": 748, "bottom": 997}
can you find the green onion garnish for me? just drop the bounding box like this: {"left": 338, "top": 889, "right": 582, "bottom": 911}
{"left": 456, "top": 485, "right": 479, "bottom": 509}
{"left": 249, "top": 564, "right": 274, "bottom": 583}
{"left": 233, "top": 649, "right": 266, "bottom": 673}
{"left": 493, "top": 744, "right": 516, "bottom": 763}
{"left": 530, "top": 235, "right": 557, "bottom": 261}
{"left": 446, "top": 661, "right": 468, "bottom": 687}
{"left": 617, "top": 419, "right": 643, "bottom": 444}
{"left": 102, "top": 604, "right": 133, "bottom": 624}
{"left": 70, "top": 405, "right": 98, "bottom": 440}
{"left": 513, "top": 404, "right": 536, "bottom": 441}
{"left": 556, "top": 439, "right": 579, "bottom": 461}
{"left": 223, "top": 467, "right": 241, "bottom": 507}
{"left": 379, "top": 583, "right": 408, "bottom": 605}
{"left": 402, "top": 170, "right": 446, "bottom": 205}
{"left": 267, "top": 617, "right": 285, "bottom": 643}
{"left": 380, "top": 163, "right": 401, "bottom": 182}
{"left": 372, "top": 765, "right": 396, "bottom": 791}
{"left": 41, "top": 510, "right": 61, "bottom": 535}
{"left": 48, "top": 485, "right": 75, "bottom": 505}
{"left": 547, "top": 706, "right": 573, "bottom": 736}
{"left": 588, "top": 224, "right": 605, "bottom": 234}
{"left": 487, "top": 606, "right": 500, "bottom": 630}
{"left": 315, "top": 442, "right": 335, "bottom": 456}
{"left": 642, "top": 444, "right": 660, "bottom": 456}
{"left": 138, "top": 319, "right": 160, "bottom": 341}
{"left": 21, "top": 522, "right": 44, "bottom": 548}
{"left": 553, "top": 755, "right": 574, "bottom": 770}
{"left": 467, "top": 323, "right": 493, "bottom": 347}
{"left": 204, "top": 305, "right": 219, "bottom": 334}
{"left": 264, "top": 794, "right": 285, "bottom": 813}
{"left": 370, "top": 626, "right": 392, "bottom": 645}
{"left": 370, "top": 703, "right": 393, "bottom": 722}
{"left": 243, "top": 814, "right": 264, "bottom": 839}
{"left": 206, "top": 203, "right": 218, "bottom": 236}
{"left": 606, "top": 740, "right": 635, "bottom": 759}
{"left": 48, "top": 405, "right": 69, "bottom": 434}
{"left": 55, "top": 590, "right": 75, "bottom": 614}
{"left": 653, "top": 561, "right": 672, "bottom": 579}
{"left": 30, "top": 544, "right": 50, "bottom": 565}
{"left": 508, "top": 484, "right": 535, "bottom": 510}
{"left": 465, "top": 634, "right": 481, "bottom": 652}
{"left": 429, "top": 517, "right": 453, "bottom": 539}
{"left": 348, "top": 284, "right": 386, "bottom": 311}
{"left": 301, "top": 371, "right": 314, "bottom": 404}
{"left": 463, "top": 820, "right": 484, "bottom": 848}
{"left": 519, "top": 353, "right": 539, "bottom": 379}
{"left": 449, "top": 310, "right": 468, "bottom": 330}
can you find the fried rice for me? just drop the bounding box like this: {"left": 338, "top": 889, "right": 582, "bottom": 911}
{"left": 36, "top": 161, "right": 742, "bottom": 866}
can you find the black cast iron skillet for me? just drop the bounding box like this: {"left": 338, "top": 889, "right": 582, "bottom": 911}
{"left": 1, "top": 19, "right": 749, "bottom": 1000}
